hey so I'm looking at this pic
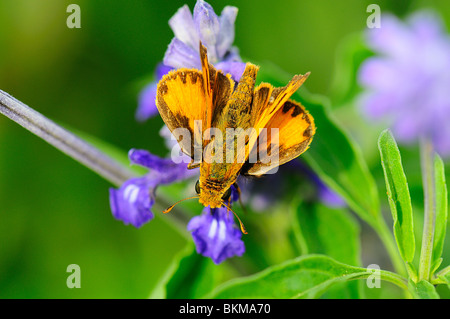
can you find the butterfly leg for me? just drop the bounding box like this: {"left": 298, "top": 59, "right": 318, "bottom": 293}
{"left": 226, "top": 196, "right": 232, "bottom": 218}
{"left": 233, "top": 183, "right": 248, "bottom": 215}
{"left": 187, "top": 160, "right": 200, "bottom": 170}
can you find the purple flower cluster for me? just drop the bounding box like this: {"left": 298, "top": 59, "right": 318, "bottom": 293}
{"left": 109, "top": 147, "right": 245, "bottom": 264}
{"left": 109, "top": 149, "right": 196, "bottom": 228}
{"left": 110, "top": 0, "right": 246, "bottom": 264}
{"left": 188, "top": 188, "right": 245, "bottom": 265}
{"left": 358, "top": 10, "right": 450, "bottom": 156}
{"left": 136, "top": 0, "right": 245, "bottom": 122}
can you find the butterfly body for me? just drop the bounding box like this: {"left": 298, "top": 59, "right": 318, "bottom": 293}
{"left": 197, "top": 63, "right": 259, "bottom": 208}
{"left": 156, "top": 42, "right": 315, "bottom": 212}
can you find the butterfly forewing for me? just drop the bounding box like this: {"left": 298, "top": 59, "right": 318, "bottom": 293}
{"left": 156, "top": 69, "right": 208, "bottom": 158}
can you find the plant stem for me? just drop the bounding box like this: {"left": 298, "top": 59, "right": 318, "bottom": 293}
{"left": 436, "top": 265, "right": 450, "bottom": 277}
{"left": 431, "top": 265, "right": 450, "bottom": 285}
{"left": 0, "top": 89, "right": 193, "bottom": 232}
{"left": 418, "top": 137, "right": 436, "bottom": 281}
{"left": 373, "top": 216, "right": 406, "bottom": 276}
{"left": 0, "top": 89, "right": 135, "bottom": 186}
{"left": 376, "top": 269, "right": 409, "bottom": 291}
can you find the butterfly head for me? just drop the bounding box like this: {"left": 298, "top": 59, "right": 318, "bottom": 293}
{"left": 162, "top": 179, "right": 247, "bottom": 234}
{"left": 195, "top": 179, "right": 231, "bottom": 208}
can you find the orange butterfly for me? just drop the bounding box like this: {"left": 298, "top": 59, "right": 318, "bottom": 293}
{"left": 156, "top": 43, "right": 315, "bottom": 233}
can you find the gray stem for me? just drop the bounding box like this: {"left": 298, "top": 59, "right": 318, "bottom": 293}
{"left": 418, "top": 137, "right": 436, "bottom": 281}
{"left": 0, "top": 89, "right": 136, "bottom": 186}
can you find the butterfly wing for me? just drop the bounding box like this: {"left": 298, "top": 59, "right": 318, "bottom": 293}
{"left": 156, "top": 43, "right": 234, "bottom": 160}
{"left": 242, "top": 75, "right": 315, "bottom": 176}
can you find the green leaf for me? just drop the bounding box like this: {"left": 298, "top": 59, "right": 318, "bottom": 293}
{"left": 207, "top": 255, "right": 407, "bottom": 299}
{"left": 408, "top": 279, "right": 440, "bottom": 299}
{"left": 378, "top": 129, "right": 415, "bottom": 263}
{"left": 301, "top": 97, "right": 381, "bottom": 222}
{"left": 432, "top": 154, "right": 448, "bottom": 272}
{"left": 296, "top": 203, "right": 360, "bottom": 266}
{"left": 295, "top": 202, "right": 361, "bottom": 298}
{"left": 256, "top": 62, "right": 381, "bottom": 224}
{"left": 329, "top": 32, "right": 373, "bottom": 107}
{"left": 436, "top": 269, "right": 450, "bottom": 289}
{"left": 149, "top": 243, "right": 217, "bottom": 299}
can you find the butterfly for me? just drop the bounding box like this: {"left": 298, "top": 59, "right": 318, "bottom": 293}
{"left": 156, "top": 42, "right": 315, "bottom": 233}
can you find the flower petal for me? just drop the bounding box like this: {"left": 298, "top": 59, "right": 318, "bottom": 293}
{"left": 359, "top": 10, "right": 450, "bottom": 155}
{"left": 214, "top": 61, "right": 246, "bottom": 82}
{"left": 358, "top": 57, "right": 401, "bottom": 90}
{"left": 230, "top": 184, "right": 240, "bottom": 203}
{"left": 129, "top": 149, "right": 177, "bottom": 171}
{"left": 128, "top": 149, "right": 196, "bottom": 182}
{"left": 216, "top": 6, "right": 238, "bottom": 59}
{"left": 136, "top": 63, "right": 172, "bottom": 122}
{"left": 193, "top": 0, "right": 220, "bottom": 62}
{"left": 155, "top": 63, "right": 173, "bottom": 80}
{"left": 366, "top": 14, "right": 412, "bottom": 58}
{"left": 168, "top": 4, "right": 200, "bottom": 50}
{"left": 109, "top": 177, "right": 154, "bottom": 228}
{"left": 188, "top": 207, "right": 245, "bottom": 264}
{"left": 222, "top": 46, "right": 242, "bottom": 63}
{"left": 136, "top": 82, "right": 158, "bottom": 122}
{"left": 408, "top": 10, "right": 444, "bottom": 42}
{"left": 316, "top": 179, "right": 347, "bottom": 208}
{"left": 164, "top": 38, "right": 202, "bottom": 69}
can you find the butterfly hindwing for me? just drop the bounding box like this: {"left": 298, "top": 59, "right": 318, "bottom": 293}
{"left": 243, "top": 77, "right": 315, "bottom": 176}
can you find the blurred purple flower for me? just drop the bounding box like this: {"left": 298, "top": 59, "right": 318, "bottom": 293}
{"left": 137, "top": 0, "right": 246, "bottom": 122}
{"left": 110, "top": 143, "right": 244, "bottom": 264}
{"left": 165, "top": 0, "right": 241, "bottom": 68}
{"left": 188, "top": 203, "right": 245, "bottom": 264}
{"left": 239, "top": 161, "right": 346, "bottom": 211}
{"left": 312, "top": 175, "right": 347, "bottom": 208}
{"left": 358, "top": 10, "right": 450, "bottom": 156}
{"left": 109, "top": 149, "right": 196, "bottom": 228}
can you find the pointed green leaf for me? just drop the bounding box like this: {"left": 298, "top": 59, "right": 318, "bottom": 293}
{"left": 207, "top": 255, "right": 407, "bottom": 299}
{"left": 436, "top": 269, "right": 450, "bottom": 289}
{"left": 295, "top": 202, "right": 361, "bottom": 298}
{"left": 408, "top": 279, "right": 440, "bottom": 299}
{"left": 150, "top": 243, "right": 217, "bottom": 299}
{"left": 378, "top": 129, "right": 415, "bottom": 263}
{"left": 432, "top": 154, "right": 448, "bottom": 272}
{"left": 329, "top": 32, "right": 373, "bottom": 107}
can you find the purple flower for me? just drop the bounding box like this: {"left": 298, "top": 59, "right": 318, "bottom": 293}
{"left": 109, "top": 177, "right": 154, "bottom": 228}
{"left": 166, "top": 0, "right": 240, "bottom": 67}
{"left": 358, "top": 10, "right": 450, "bottom": 156}
{"left": 109, "top": 149, "right": 196, "bottom": 228}
{"left": 137, "top": 0, "right": 246, "bottom": 122}
{"left": 188, "top": 205, "right": 245, "bottom": 264}
{"left": 238, "top": 161, "right": 346, "bottom": 210}
{"left": 312, "top": 175, "right": 347, "bottom": 208}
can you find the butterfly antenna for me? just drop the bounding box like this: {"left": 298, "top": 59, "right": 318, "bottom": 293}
{"left": 222, "top": 202, "right": 248, "bottom": 234}
{"left": 163, "top": 196, "right": 199, "bottom": 214}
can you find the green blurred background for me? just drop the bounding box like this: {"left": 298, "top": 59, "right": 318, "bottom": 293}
{"left": 0, "top": 0, "right": 449, "bottom": 298}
